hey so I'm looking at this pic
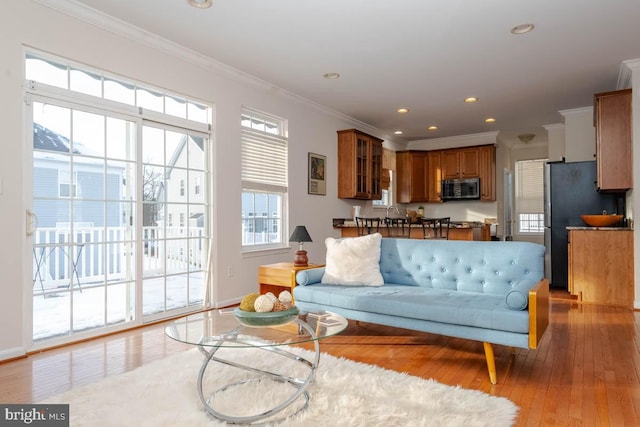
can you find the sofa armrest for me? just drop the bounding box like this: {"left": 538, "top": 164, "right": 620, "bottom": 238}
{"left": 528, "top": 278, "right": 549, "bottom": 349}
{"left": 296, "top": 267, "right": 326, "bottom": 286}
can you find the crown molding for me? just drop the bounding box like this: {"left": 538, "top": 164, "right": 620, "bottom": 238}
{"left": 542, "top": 123, "right": 565, "bottom": 131}
{"left": 32, "top": 0, "right": 390, "bottom": 141}
{"left": 558, "top": 106, "right": 592, "bottom": 118}
{"left": 617, "top": 58, "right": 640, "bottom": 89}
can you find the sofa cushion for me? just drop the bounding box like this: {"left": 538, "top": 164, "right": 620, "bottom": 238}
{"left": 321, "top": 233, "right": 384, "bottom": 286}
{"left": 294, "top": 284, "right": 530, "bottom": 334}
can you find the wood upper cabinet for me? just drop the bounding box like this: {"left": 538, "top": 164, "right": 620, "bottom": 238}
{"left": 427, "top": 151, "right": 443, "bottom": 202}
{"left": 442, "top": 147, "right": 480, "bottom": 179}
{"left": 478, "top": 145, "right": 496, "bottom": 201}
{"left": 396, "top": 151, "right": 429, "bottom": 203}
{"left": 337, "top": 129, "right": 383, "bottom": 199}
{"left": 594, "top": 89, "right": 632, "bottom": 191}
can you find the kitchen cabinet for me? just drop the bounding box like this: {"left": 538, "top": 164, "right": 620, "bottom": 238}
{"left": 337, "top": 129, "right": 383, "bottom": 199}
{"left": 427, "top": 151, "right": 443, "bottom": 202}
{"left": 396, "top": 151, "right": 428, "bottom": 203}
{"left": 568, "top": 229, "right": 633, "bottom": 307}
{"left": 594, "top": 89, "right": 632, "bottom": 191}
{"left": 478, "top": 145, "right": 496, "bottom": 201}
{"left": 442, "top": 147, "right": 479, "bottom": 179}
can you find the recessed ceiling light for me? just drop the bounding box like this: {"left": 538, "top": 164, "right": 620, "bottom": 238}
{"left": 397, "top": 108, "right": 409, "bottom": 113}
{"left": 464, "top": 97, "right": 478, "bottom": 103}
{"left": 485, "top": 118, "right": 496, "bottom": 123}
{"left": 428, "top": 125, "right": 439, "bottom": 131}
{"left": 510, "top": 23, "right": 535, "bottom": 35}
{"left": 394, "top": 130, "right": 403, "bottom": 135}
{"left": 323, "top": 72, "right": 340, "bottom": 79}
{"left": 188, "top": 0, "right": 212, "bottom": 8}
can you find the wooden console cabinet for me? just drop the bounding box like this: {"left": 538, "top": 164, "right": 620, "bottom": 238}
{"left": 337, "top": 129, "right": 383, "bottom": 200}
{"left": 594, "top": 89, "right": 632, "bottom": 191}
{"left": 258, "top": 262, "right": 323, "bottom": 302}
{"left": 568, "top": 229, "right": 633, "bottom": 307}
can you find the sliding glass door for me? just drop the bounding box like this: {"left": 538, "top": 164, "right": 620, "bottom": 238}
{"left": 30, "top": 99, "right": 209, "bottom": 342}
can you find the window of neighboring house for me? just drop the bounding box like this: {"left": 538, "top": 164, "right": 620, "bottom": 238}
{"left": 241, "top": 108, "right": 287, "bottom": 250}
{"left": 194, "top": 176, "right": 200, "bottom": 195}
{"left": 180, "top": 179, "right": 185, "bottom": 196}
{"left": 515, "top": 159, "right": 546, "bottom": 234}
{"left": 58, "top": 170, "right": 78, "bottom": 198}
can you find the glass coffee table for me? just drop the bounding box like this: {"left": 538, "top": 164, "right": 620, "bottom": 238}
{"left": 166, "top": 309, "right": 347, "bottom": 424}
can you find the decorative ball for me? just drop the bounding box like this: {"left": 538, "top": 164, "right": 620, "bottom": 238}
{"left": 264, "top": 292, "right": 278, "bottom": 303}
{"left": 272, "top": 300, "right": 288, "bottom": 312}
{"left": 239, "top": 293, "right": 260, "bottom": 312}
{"left": 254, "top": 295, "right": 275, "bottom": 312}
{"left": 278, "top": 290, "right": 293, "bottom": 304}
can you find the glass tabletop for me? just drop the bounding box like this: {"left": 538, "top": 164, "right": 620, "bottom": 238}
{"left": 165, "top": 309, "right": 348, "bottom": 348}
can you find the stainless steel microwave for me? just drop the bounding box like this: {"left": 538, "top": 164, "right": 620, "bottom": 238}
{"left": 441, "top": 177, "right": 480, "bottom": 201}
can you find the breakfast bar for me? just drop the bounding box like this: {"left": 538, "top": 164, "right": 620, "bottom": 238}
{"left": 333, "top": 219, "right": 492, "bottom": 241}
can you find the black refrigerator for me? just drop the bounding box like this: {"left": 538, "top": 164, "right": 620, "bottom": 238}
{"left": 543, "top": 160, "right": 624, "bottom": 289}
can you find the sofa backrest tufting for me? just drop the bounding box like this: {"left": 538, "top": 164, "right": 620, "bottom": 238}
{"left": 379, "top": 239, "right": 545, "bottom": 296}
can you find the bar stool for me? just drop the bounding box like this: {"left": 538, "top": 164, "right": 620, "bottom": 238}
{"left": 421, "top": 217, "right": 451, "bottom": 239}
{"left": 385, "top": 217, "right": 411, "bottom": 238}
{"left": 355, "top": 217, "right": 381, "bottom": 236}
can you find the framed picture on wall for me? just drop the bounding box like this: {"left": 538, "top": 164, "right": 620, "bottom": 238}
{"left": 308, "top": 152, "right": 326, "bottom": 195}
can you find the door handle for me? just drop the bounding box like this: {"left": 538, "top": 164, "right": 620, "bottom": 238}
{"left": 26, "top": 209, "right": 39, "bottom": 236}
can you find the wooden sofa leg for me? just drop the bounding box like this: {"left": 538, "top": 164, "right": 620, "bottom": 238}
{"left": 483, "top": 342, "right": 497, "bottom": 385}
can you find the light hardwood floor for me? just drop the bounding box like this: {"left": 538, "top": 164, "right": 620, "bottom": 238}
{"left": 1, "top": 291, "right": 639, "bottom": 426}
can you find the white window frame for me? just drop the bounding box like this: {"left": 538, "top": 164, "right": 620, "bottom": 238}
{"left": 515, "top": 159, "right": 547, "bottom": 235}
{"left": 372, "top": 170, "right": 393, "bottom": 210}
{"left": 241, "top": 108, "right": 288, "bottom": 251}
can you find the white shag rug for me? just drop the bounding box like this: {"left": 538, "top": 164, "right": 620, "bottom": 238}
{"left": 42, "top": 347, "right": 518, "bottom": 426}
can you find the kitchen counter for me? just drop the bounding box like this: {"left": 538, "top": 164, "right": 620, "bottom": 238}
{"left": 566, "top": 226, "right": 632, "bottom": 231}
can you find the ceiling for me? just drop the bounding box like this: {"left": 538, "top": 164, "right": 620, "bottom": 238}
{"left": 64, "top": 0, "right": 640, "bottom": 142}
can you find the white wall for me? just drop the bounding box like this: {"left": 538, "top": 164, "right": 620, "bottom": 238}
{"left": 0, "top": 1, "right": 402, "bottom": 359}
{"left": 559, "top": 107, "right": 595, "bottom": 162}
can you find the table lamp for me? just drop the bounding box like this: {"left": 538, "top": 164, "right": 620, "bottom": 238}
{"left": 289, "top": 226, "right": 313, "bottom": 267}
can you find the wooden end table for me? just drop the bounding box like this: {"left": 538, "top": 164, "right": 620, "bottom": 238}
{"left": 258, "top": 262, "right": 323, "bottom": 302}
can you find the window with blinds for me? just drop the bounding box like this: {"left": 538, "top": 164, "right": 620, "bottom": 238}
{"left": 515, "top": 159, "right": 546, "bottom": 233}
{"left": 241, "top": 108, "right": 288, "bottom": 249}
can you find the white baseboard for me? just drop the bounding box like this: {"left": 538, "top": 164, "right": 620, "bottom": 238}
{"left": 0, "top": 346, "right": 26, "bottom": 361}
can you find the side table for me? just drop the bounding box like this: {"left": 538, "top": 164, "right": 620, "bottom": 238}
{"left": 258, "top": 262, "right": 323, "bottom": 302}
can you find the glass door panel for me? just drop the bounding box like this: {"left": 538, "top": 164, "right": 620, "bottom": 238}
{"left": 141, "top": 124, "right": 207, "bottom": 319}
{"left": 32, "top": 100, "right": 136, "bottom": 341}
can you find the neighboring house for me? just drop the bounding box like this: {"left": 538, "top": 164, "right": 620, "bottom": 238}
{"left": 32, "top": 122, "right": 125, "bottom": 229}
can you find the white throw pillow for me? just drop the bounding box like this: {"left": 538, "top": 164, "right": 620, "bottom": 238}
{"left": 321, "top": 233, "right": 384, "bottom": 286}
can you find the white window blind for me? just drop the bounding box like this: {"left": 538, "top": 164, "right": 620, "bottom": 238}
{"left": 241, "top": 128, "right": 288, "bottom": 193}
{"left": 516, "top": 159, "right": 546, "bottom": 213}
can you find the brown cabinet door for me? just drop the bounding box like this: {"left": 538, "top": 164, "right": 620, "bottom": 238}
{"left": 478, "top": 145, "right": 496, "bottom": 201}
{"left": 595, "top": 89, "right": 632, "bottom": 191}
{"left": 396, "top": 151, "right": 428, "bottom": 203}
{"left": 441, "top": 147, "right": 480, "bottom": 179}
{"left": 337, "top": 129, "right": 383, "bottom": 199}
{"left": 459, "top": 148, "right": 480, "bottom": 177}
{"left": 568, "top": 229, "right": 633, "bottom": 307}
{"left": 427, "top": 151, "right": 442, "bottom": 202}
{"left": 441, "top": 150, "right": 460, "bottom": 179}
{"left": 369, "top": 139, "right": 383, "bottom": 199}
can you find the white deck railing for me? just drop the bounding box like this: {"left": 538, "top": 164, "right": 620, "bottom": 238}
{"left": 32, "top": 226, "right": 206, "bottom": 292}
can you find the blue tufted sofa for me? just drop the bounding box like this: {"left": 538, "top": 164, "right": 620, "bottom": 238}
{"left": 293, "top": 237, "right": 549, "bottom": 384}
